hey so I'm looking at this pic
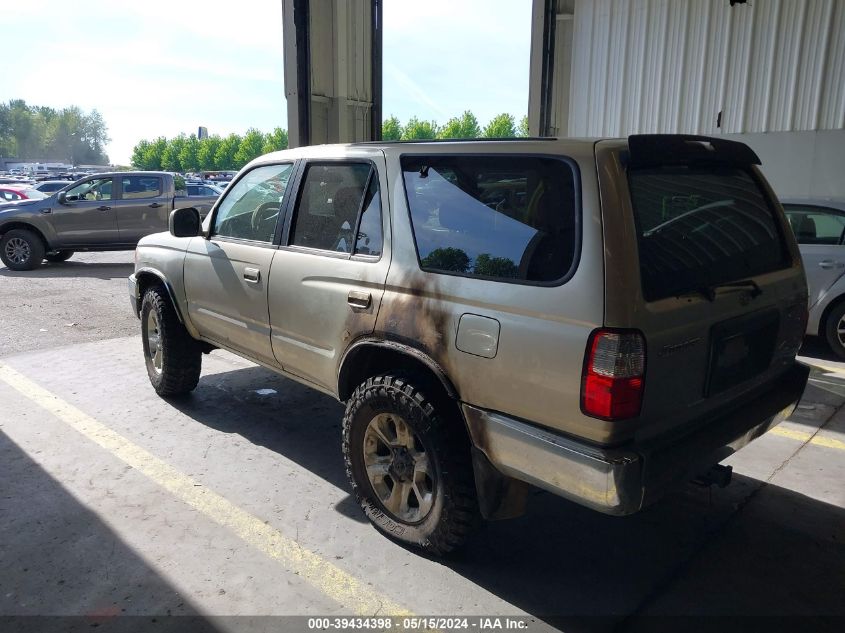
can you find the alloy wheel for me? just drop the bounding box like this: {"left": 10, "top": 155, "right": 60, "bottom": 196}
{"left": 362, "top": 413, "right": 435, "bottom": 523}
{"left": 146, "top": 310, "right": 163, "bottom": 373}
{"left": 4, "top": 237, "right": 31, "bottom": 265}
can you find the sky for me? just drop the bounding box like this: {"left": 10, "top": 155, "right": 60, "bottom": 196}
{"left": 1, "top": 0, "right": 531, "bottom": 165}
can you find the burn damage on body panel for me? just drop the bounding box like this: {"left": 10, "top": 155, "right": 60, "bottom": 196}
{"left": 344, "top": 276, "right": 531, "bottom": 520}
{"left": 379, "top": 281, "right": 452, "bottom": 359}
{"left": 367, "top": 271, "right": 456, "bottom": 373}
{"left": 335, "top": 270, "right": 463, "bottom": 404}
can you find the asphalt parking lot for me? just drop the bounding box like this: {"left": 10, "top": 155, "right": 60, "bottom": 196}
{"left": 1, "top": 252, "right": 844, "bottom": 632}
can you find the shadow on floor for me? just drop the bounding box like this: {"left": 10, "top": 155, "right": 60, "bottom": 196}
{"left": 166, "top": 362, "right": 845, "bottom": 631}
{"left": 0, "top": 261, "right": 133, "bottom": 280}
{"left": 0, "top": 430, "right": 221, "bottom": 632}
{"left": 799, "top": 336, "right": 842, "bottom": 363}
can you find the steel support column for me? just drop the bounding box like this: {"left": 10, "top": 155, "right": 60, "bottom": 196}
{"left": 282, "top": 0, "right": 382, "bottom": 148}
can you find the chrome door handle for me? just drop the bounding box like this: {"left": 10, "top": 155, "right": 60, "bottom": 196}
{"left": 243, "top": 267, "right": 261, "bottom": 283}
{"left": 347, "top": 290, "right": 371, "bottom": 309}
{"left": 818, "top": 260, "right": 844, "bottom": 269}
{"left": 97, "top": 205, "right": 111, "bottom": 211}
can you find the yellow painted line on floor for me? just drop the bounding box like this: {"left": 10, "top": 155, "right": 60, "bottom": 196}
{"left": 770, "top": 425, "right": 845, "bottom": 451}
{"left": 0, "top": 363, "right": 412, "bottom": 617}
{"left": 801, "top": 359, "right": 845, "bottom": 375}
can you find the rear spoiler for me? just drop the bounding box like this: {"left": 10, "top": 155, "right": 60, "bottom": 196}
{"left": 626, "top": 134, "right": 761, "bottom": 168}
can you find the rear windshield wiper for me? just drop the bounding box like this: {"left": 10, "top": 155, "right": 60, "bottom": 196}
{"left": 714, "top": 279, "right": 763, "bottom": 297}
{"left": 686, "top": 279, "right": 763, "bottom": 302}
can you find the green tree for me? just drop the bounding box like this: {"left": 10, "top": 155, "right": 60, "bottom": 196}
{"left": 473, "top": 253, "right": 518, "bottom": 278}
{"left": 5, "top": 99, "right": 43, "bottom": 158}
{"left": 0, "top": 104, "right": 12, "bottom": 155}
{"left": 0, "top": 100, "right": 108, "bottom": 163}
{"left": 178, "top": 134, "right": 201, "bottom": 172}
{"left": 215, "top": 133, "right": 242, "bottom": 170}
{"left": 420, "top": 247, "right": 470, "bottom": 273}
{"left": 403, "top": 117, "right": 438, "bottom": 140}
{"left": 197, "top": 135, "right": 222, "bottom": 170}
{"left": 262, "top": 127, "right": 289, "bottom": 154}
{"left": 234, "top": 128, "right": 265, "bottom": 168}
{"left": 437, "top": 110, "right": 481, "bottom": 139}
{"left": 483, "top": 113, "right": 517, "bottom": 138}
{"left": 382, "top": 115, "right": 402, "bottom": 140}
{"left": 517, "top": 115, "right": 529, "bottom": 137}
{"left": 77, "top": 108, "right": 110, "bottom": 163}
{"left": 161, "top": 134, "right": 187, "bottom": 172}
{"left": 142, "top": 137, "right": 167, "bottom": 170}
{"left": 131, "top": 139, "right": 151, "bottom": 169}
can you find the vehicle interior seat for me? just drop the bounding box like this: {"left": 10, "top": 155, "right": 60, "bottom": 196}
{"left": 332, "top": 186, "right": 365, "bottom": 253}
{"left": 517, "top": 183, "right": 576, "bottom": 281}
{"left": 796, "top": 216, "right": 817, "bottom": 243}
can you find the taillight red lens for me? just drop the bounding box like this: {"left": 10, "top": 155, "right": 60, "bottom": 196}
{"left": 581, "top": 329, "right": 646, "bottom": 420}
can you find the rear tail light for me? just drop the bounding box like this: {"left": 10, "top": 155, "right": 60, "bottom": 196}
{"left": 581, "top": 329, "right": 646, "bottom": 420}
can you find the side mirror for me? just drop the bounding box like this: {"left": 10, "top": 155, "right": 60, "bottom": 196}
{"left": 169, "top": 207, "right": 201, "bottom": 238}
{"left": 57, "top": 191, "right": 67, "bottom": 204}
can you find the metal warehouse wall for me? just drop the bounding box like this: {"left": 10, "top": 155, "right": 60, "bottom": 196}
{"left": 723, "top": 129, "right": 845, "bottom": 197}
{"left": 557, "top": 0, "right": 845, "bottom": 137}
{"left": 308, "top": 0, "right": 375, "bottom": 144}
{"left": 283, "top": 0, "right": 379, "bottom": 147}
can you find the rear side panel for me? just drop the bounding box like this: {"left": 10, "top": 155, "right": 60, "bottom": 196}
{"left": 596, "top": 138, "right": 807, "bottom": 445}
{"left": 378, "top": 141, "right": 611, "bottom": 443}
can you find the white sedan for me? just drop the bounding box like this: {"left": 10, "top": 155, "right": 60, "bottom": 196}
{"left": 783, "top": 198, "right": 845, "bottom": 357}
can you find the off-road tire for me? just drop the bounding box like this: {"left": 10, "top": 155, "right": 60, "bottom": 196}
{"left": 342, "top": 373, "right": 480, "bottom": 555}
{"left": 824, "top": 301, "right": 845, "bottom": 360}
{"left": 44, "top": 250, "right": 74, "bottom": 263}
{"left": 1, "top": 229, "right": 45, "bottom": 271}
{"left": 140, "top": 286, "right": 202, "bottom": 396}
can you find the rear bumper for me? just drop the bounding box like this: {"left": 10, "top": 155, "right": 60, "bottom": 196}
{"left": 463, "top": 361, "right": 809, "bottom": 515}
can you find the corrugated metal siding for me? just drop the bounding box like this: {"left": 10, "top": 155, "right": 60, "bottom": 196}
{"left": 308, "top": 0, "right": 373, "bottom": 142}
{"left": 565, "top": 0, "right": 845, "bottom": 136}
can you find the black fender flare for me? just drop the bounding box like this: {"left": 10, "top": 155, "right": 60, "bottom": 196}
{"left": 336, "top": 337, "right": 459, "bottom": 402}
{"left": 134, "top": 267, "right": 185, "bottom": 324}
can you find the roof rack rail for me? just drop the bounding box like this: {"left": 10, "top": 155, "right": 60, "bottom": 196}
{"left": 351, "top": 137, "right": 558, "bottom": 146}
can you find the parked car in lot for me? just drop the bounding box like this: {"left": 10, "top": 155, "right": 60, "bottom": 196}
{"left": 31, "top": 180, "right": 74, "bottom": 194}
{"left": 0, "top": 186, "right": 48, "bottom": 201}
{"left": 782, "top": 198, "right": 845, "bottom": 357}
{"left": 184, "top": 183, "right": 223, "bottom": 217}
{"left": 130, "top": 136, "right": 809, "bottom": 554}
{"left": 0, "top": 171, "right": 207, "bottom": 270}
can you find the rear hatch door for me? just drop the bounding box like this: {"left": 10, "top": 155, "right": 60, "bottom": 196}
{"left": 596, "top": 135, "right": 808, "bottom": 443}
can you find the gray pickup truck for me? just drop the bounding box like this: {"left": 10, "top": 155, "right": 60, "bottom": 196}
{"left": 0, "top": 171, "right": 219, "bottom": 270}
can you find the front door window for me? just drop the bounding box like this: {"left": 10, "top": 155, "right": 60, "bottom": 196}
{"left": 213, "top": 164, "right": 293, "bottom": 242}
{"left": 65, "top": 178, "right": 112, "bottom": 201}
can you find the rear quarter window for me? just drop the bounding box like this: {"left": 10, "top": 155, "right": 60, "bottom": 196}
{"left": 629, "top": 167, "right": 791, "bottom": 301}
{"left": 401, "top": 155, "right": 579, "bottom": 283}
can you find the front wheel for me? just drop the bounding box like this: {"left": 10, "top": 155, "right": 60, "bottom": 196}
{"left": 1, "top": 229, "right": 45, "bottom": 271}
{"left": 342, "top": 373, "right": 480, "bottom": 555}
{"left": 824, "top": 301, "right": 845, "bottom": 360}
{"left": 140, "top": 286, "right": 202, "bottom": 396}
{"left": 44, "top": 250, "right": 74, "bottom": 263}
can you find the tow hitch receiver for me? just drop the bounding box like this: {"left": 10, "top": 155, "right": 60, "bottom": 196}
{"left": 692, "top": 464, "right": 733, "bottom": 488}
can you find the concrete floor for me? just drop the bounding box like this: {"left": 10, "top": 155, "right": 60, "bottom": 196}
{"left": 0, "top": 253, "right": 844, "bottom": 632}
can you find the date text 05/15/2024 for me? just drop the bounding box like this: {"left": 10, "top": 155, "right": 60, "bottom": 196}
{"left": 307, "top": 617, "right": 532, "bottom": 630}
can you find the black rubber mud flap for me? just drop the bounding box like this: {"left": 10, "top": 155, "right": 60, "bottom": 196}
{"left": 471, "top": 446, "right": 529, "bottom": 521}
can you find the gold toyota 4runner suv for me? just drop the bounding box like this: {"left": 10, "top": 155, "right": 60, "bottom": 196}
{"left": 130, "top": 135, "right": 810, "bottom": 555}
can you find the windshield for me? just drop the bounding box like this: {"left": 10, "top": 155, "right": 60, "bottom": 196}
{"left": 629, "top": 167, "right": 790, "bottom": 301}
